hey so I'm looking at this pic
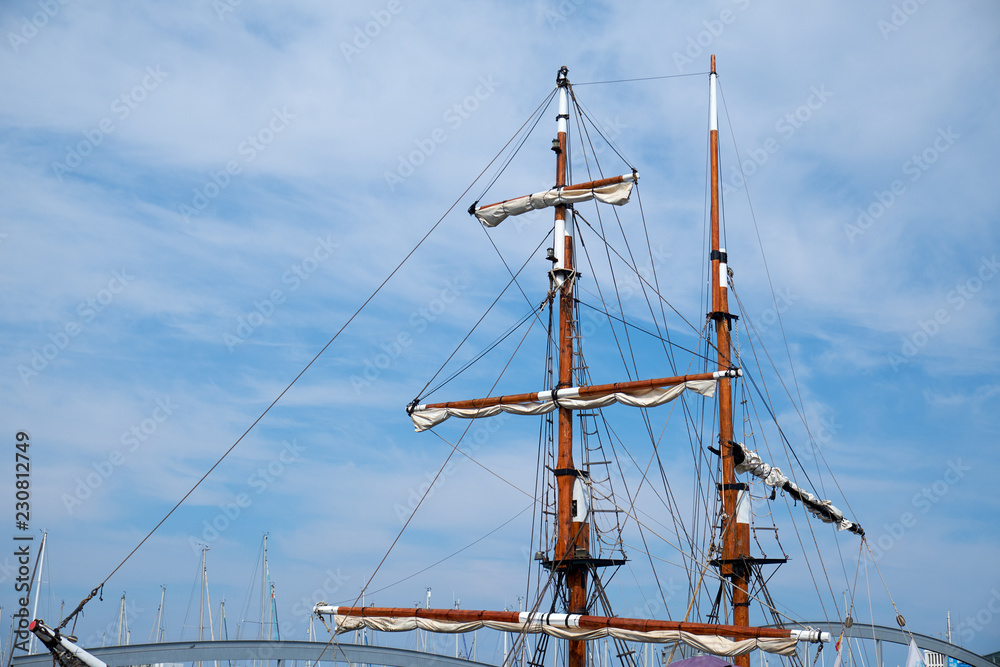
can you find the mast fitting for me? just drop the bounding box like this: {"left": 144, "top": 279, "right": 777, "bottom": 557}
{"left": 550, "top": 467, "right": 588, "bottom": 478}
{"left": 718, "top": 483, "right": 750, "bottom": 491}
{"left": 708, "top": 311, "right": 739, "bottom": 327}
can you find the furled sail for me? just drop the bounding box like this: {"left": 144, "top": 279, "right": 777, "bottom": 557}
{"left": 733, "top": 442, "right": 864, "bottom": 536}
{"left": 314, "top": 605, "right": 828, "bottom": 657}
{"left": 408, "top": 371, "right": 739, "bottom": 432}
{"left": 473, "top": 173, "right": 638, "bottom": 227}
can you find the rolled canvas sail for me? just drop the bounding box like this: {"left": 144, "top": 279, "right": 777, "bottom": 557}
{"left": 410, "top": 379, "right": 717, "bottom": 431}
{"left": 474, "top": 174, "right": 638, "bottom": 227}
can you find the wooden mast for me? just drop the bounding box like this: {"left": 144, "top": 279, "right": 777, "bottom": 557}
{"left": 709, "top": 55, "right": 751, "bottom": 667}
{"left": 552, "top": 65, "right": 589, "bottom": 667}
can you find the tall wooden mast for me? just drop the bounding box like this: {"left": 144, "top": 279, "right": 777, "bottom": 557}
{"left": 709, "top": 55, "right": 751, "bottom": 667}
{"left": 552, "top": 65, "right": 590, "bottom": 667}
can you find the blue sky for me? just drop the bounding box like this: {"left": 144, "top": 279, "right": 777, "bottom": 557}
{"left": 2, "top": 0, "right": 999, "bottom": 663}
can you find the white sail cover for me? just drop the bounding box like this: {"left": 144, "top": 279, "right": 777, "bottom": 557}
{"left": 474, "top": 174, "right": 638, "bottom": 227}
{"left": 411, "top": 379, "right": 717, "bottom": 432}
{"left": 324, "top": 612, "right": 798, "bottom": 657}
{"left": 734, "top": 442, "right": 860, "bottom": 534}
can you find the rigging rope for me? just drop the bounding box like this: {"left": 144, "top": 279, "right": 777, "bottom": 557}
{"left": 574, "top": 210, "right": 708, "bottom": 341}
{"left": 55, "top": 86, "right": 565, "bottom": 635}
{"left": 414, "top": 227, "right": 549, "bottom": 403}
{"left": 574, "top": 72, "right": 708, "bottom": 86}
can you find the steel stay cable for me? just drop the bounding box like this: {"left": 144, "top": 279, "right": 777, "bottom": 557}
{"left": 733, "top": 344, "right": 839, "bottom": 632}
{"left": 56, "top": 90, "right": 561, "bottom": 634}
{"left": 574, "top": 208, "right": 709, "bottom": 343}
{"left": 326, "top": 304, "right": 542, "bottom": 667}
{"left": 576, "top": 231, "right": 636, "bottom": 381}
{"left": 735, "top": 322, "right": 858, "bottom": 631}
{"left": 718, "top": 80, "right": 809, "bottom": 435}
{"left": 316, "top": 325, "right": 542, "bottom": 667}
{"left": 411, "top": 312, "right": 560, "bottom": 667}
{"left": 476, "top": 81, "right": 716, "bottom": 605}
{"left": 573, "top": 72, "right": 708, "bottom": 86}
{"left": 336, "top": 502, "right": 533, "bottom": 602}
{"left": 618, "top": 500, "right": 810, "bottom": 630}
{"left": 729, "top": 278, "right": 867, "bottom": 624}
{"left": 420, "top": 303, "right": 540, "bottom": 402}
{"left": 718, "top": 79, "right": 852, "bottom": 597}
{"left": 579, "top": 162, "right": 714, "bottom": 566}
{"left": 574, "top": 203, "right": 703, "bottom": 586}
{"left": 474, "top": 88, "right": 558, "bottom": 204}
{"left": 738, "top": 352, "right": 838, "bottom": 627}
{"left": 357, "top": 300, "right": 541, "bottom": 594}
{"left": 428, "top": 429, "right": 534, "bottom": 500}
{"left": 731, "top": 280, "right": 865, "bottom": 530}
{"left": 574, "top": 205, "right": 727, "bottom": 561}
{"left": 573, "top": 298, "right": 714, "bottom": 364}
{"left": 414, "top": 229, "right": 548, "bottom": 400}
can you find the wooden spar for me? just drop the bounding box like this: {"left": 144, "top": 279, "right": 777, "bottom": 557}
{"left": 474, "top": 173, "right": 637, "bottom": 212}
{"left": 709, "top": 54, "right": 751, "bottom": 667}
{"left": 321, "top": 606, "right": 801, "bottom": 642}
{"left": 412, "top": 370, "right": 732, "bottom": 412}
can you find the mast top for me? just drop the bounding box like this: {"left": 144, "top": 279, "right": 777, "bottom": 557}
{"left": 711, "top": 54, "right": 716, "bottom": 74}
